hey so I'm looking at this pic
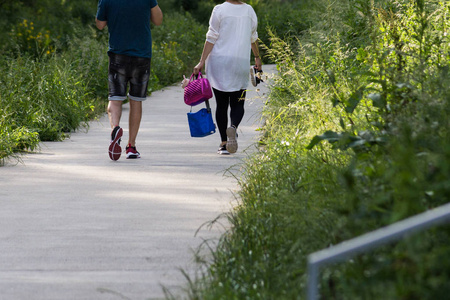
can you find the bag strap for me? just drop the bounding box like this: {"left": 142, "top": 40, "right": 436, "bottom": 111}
{"left": 205, "top": 99, "right": 211, "bottom": 113}
{"left": 189, "top": 100, "right": 211, "bottom": 113}
{"left": 190, "top": 72, "right": 203, "bottom": 82}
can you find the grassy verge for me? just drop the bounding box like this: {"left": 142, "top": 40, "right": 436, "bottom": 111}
{"left": 183, "top": 0, "right": 450, "bottom": 299}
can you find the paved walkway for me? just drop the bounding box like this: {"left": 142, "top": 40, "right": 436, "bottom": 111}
{"left": 0, "top": 65, "right": 275, "bottom": 300}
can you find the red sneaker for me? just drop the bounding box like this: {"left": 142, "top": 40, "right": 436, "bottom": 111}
{"left": 126, "top": 144, "right": 141, "bottom": 159}
{"left": 108, "top": 126, "right": 123, "bottom": 161}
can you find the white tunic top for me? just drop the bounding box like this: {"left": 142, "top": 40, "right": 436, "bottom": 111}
{"left": 205, "top": 2, "right": 258, "bottom": 92}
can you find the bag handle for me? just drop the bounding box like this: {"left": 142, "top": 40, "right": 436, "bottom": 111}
{"left": 205, "top": 99, "right": 211, "bottom": 113}
{"left": 190, "top": 99, "right": 212, "bottom": 113}
{"left": 189, "top": 72, "right": 203, "bottom": 82}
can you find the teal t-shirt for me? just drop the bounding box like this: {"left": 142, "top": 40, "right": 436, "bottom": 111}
{"left": 96, "top": 0, "right": 158, "bottom": 58}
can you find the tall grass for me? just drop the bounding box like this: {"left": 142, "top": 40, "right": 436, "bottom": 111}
{"left": 184, "top": 0, "right": 450, "bottom": 299}
{"left": 0, "top": 53, "right": 98, "bottom": 160}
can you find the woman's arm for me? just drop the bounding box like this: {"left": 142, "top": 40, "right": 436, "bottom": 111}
{"left": 193, "top": 41, "right": 215, "bottom": 75}
{"left": 193, "top": 5, "right": 220, "bottom": 75}
{"left": 251, "top": 41, "right": 262, "bottom": 71}
{"left": 151, "top": 5, "right": 163, "bottom": 26}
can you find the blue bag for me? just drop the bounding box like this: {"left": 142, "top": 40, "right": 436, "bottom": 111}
{"left": 187, "top": 100, "right": 216, "bottom": 138}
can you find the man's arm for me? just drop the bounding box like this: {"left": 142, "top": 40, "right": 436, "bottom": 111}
{"left": 151, "top": 5, "right": 163, "bottom": 26}
{"left": 96, "top": 18, "right": 107, "bottom": 30}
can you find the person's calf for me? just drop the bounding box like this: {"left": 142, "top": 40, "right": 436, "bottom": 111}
{"left": 107, "top": 100, "right": 123, "bottom": 129}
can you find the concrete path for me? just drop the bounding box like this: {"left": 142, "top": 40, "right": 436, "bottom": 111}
{"left": 0, "top": 65, "right": 275, "bottom": 300}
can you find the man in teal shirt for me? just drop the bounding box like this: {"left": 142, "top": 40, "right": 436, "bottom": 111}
{"left": 96, "top": 0, "right": 163, "bottom": 160}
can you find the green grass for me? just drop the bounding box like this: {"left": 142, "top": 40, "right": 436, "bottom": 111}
{"left": 182, "top": 0, "right": 450, "bottom": 299}
{"left": 0, "top": 53, "right": 97, "bottom": 157}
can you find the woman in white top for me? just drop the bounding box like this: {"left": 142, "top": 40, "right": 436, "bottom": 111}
{"left": 194, "top": 0, "right": 262, "bottom": 155}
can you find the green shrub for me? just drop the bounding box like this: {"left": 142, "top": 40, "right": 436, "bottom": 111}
{"left": 151, "top": 12, "right": 207, "bottom": 88}
{"left": 1, "top": 0, "right": 98, "bottom": 57}
{"left": 8, "top": 19, "right": 55, "bottom": 57}
{"left": 174, "top": 0, "right": 315, "bottom": 63}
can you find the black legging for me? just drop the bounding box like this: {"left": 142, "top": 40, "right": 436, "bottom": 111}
{"left": 213, "top": 88, "right": 246, "bottom": 142}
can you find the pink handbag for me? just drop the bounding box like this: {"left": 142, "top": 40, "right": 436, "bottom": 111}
{"left": 184, "top": 72, "right": 213, "bottom": 106}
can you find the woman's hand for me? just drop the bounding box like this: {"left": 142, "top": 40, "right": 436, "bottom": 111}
{"left": 193, "top": 61, "right": 204, "bottom": 75}
{"left": 255, "top": 57, "right": 262, "bottom": 71}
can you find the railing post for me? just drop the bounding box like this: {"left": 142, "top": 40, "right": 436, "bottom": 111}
{"left": 307, "top": 262, "right": 319, "bottom": 300}
{"left": 306, "top": 202, "right": 450, "bottom": 300}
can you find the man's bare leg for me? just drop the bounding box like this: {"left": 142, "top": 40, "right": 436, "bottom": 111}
{"left": 107, "top": 100, "right": 123, "bottom": 128}
{"left": 107, "top": 100, "right": 124, "bottom": 160}
{"left": 128, "top": 99, "right": 142, "bottom": 147}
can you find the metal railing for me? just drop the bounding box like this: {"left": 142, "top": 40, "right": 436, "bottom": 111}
{"left": 307, "top": 202, "right": 450, "bottom": 300}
